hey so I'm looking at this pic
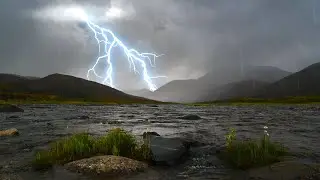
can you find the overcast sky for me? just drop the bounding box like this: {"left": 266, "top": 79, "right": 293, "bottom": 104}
{"left": 0, "top": 0, "right": 320, "bottom": 90}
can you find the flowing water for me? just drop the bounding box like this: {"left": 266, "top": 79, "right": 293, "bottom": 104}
{"left": 0, "top": 104, "right": 320, "bottom": 180}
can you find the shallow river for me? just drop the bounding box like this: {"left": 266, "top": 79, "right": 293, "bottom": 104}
{"left": 0, "top": 104, "right": 320, "bottom": 180}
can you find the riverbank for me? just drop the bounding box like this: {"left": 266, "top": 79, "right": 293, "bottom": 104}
{"left": 188, "top": 96, "right": 320, "bottom": 107}
{"left": 0, "top": 100, "right": 171, "bottom": 106}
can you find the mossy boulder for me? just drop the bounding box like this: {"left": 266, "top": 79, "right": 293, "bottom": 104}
{"left": 65, "top": 155, "right": 148, "bottom": 177}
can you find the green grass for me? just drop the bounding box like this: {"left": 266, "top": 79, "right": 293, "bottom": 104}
{"left": 32, "top": 128, "right": 152, "bottom": 170}
{"left": 0, "top": 91, "right": 165, "bottom": 105}
{"left": 219, "top": 128, "right": 288, "bottom": 170}
{"left": 0, "top": 99, "right": 165, "bottom": 105}
{"left": 206, "top": 96, "right": 320, "bottom": 105}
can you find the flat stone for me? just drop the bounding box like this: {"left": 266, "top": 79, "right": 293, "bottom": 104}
{"left": 65, "top": 155, "right": 148, "bottom": 177}
{"left": 0, "top": 128, "right": 19, "bottom": 137}
{"left": 225, "top": 161, "right": 320, "bottom": 180}
{"left": 249, "top": 161, "right": 320, "bottom": 180}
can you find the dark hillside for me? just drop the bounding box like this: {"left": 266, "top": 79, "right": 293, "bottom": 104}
{"left": 0, "top": 73, "right": 158, "bottom": 103}
{"left": 255, "top": 62, "right": 320, "bottom": 98}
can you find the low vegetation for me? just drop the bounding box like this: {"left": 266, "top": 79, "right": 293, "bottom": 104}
{"left": 219, "top": 127, "right": 288, "bottom": 169}
{"left": 32, "top": 128, "right": 152, "bottom": 170}
{"left": 211, "top": 96, "right": 320, "bottom": 105}
{"left": 0, "top": 91, "right": 162, "bottom": 104}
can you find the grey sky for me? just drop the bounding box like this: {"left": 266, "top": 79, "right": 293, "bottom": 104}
{"left": 0, "top": 0, "right": 319, "bottom": 90}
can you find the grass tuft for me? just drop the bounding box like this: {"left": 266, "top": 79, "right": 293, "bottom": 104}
{"left": 32, "top": 128, "right": 152, "bottom": 170}
{"left": 219, "top": 128, "right": 288, "bottom": 170}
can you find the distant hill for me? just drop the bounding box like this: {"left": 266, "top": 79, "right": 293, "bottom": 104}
{"left": 144, "top": 66, "right": 291, "bottom": 102}
{"left": 0, "top": 73, "right": 30, "bottom": 84}
{"left": 0, "top": 73, "right": 158, "bottom": 103}
{"left": 126, "top": 88, "right": 152, "bottom": 97}
{"left": 197, "top": 80, "right": 269, "bottom": 101}
{"left": 197, "top": 66, "right": 291, "bottom": 85}
{"left": 253, "top": 62, "right": 320, "bottom": 98}
{"left": 0, "top": 74, "right": 40, "bottom": 84}
{"left": 146, "top": 79, "right": 203, "bottom": 102}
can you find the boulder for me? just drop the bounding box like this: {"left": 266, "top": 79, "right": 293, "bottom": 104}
{"left": 0, "top": 105, "right": 24, "bottom": 113}
{"left": 65, "top": 155, "right": 148, "bottom": 177}
{"left": 0, "top": 128, "right": 19, "bottom": 137}
{"left": 180, "top": 114, "right": 201, "bottom": 120}
{"left": 143, "top": 134, "right": 189, "bottom": 165}
{"left": 142, "top": 132, "right": 160, "bottom": 139}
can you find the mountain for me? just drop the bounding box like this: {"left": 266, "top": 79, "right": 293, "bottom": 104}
{"left": 253, "top": 62, "right": 320, "bottom": 98}
{"left": 0, "top": 73, "right": 158, "bottom": 103}
{"left": 144, "top": 66, "right": 291, "bottom": 102}
{"left": 126, "top": 88, "right": 152, "bottom": 97}
{"left": 197, "top": 65, "right": 291, "bottom": 85}
{"left": 198, "top": 80, "right": 269, "bottom": 101}
{"left": 0, "top": 74, "right": 40, "bottom": 84}
{"left": 0, "top": 73, "right": 31, "bottom": 84}
{"left": 146, "top": 79, "right": 203, "bottom": 102}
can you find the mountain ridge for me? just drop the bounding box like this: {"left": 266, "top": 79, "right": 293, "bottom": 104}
{"left": 0, "top": 73, "right": 159, "bottom": 104}
{"left": 139, "top": 65, "right": 291, "bottom": 102}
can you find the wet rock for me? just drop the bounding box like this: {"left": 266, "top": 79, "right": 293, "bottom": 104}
{"left": 65, "top": 155, "right": 147, "bottom": 177}
{"left": 0, "top": 128, "right": 19, "bottom": 137}
{"left": 143, "top": 133, "right": 189, "bottom": 165}
{"left": 225, "top": 161, "right": 320, "bottom": 180}
{"left": 0, "top": 104, "right": 24, "bottom": 113}
{"left": 64, "top": 115, "right": 89, "bottom": 120}
{"left": 289, "top": 107, "right": 295, "bottom": 110}
{"left": 142, "top": 132, "right": 160, "bottom": 139}
{"left": 107, "top": 120, "right": 122, "bottom": 125}
{"left": 6, "top": 115, "right": 19, "bottom": 119}
{"left": 79, "top": 115, "right": 89, "bottom": 119}
{"left": 182, "top": 139, "right": 207, "bottom": 148}
{"left": 180, "top": 114, "right": 201, "bottom": 120}
{"left": 46, "top": 122, "right": 54, "bottom": 127}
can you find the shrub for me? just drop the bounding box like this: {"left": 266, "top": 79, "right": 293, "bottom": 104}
{"left": 220, "top": 127, "right": 288, "bottom": 169}
{"left": 32, "top": 128, "right": 151, "bottom": 170}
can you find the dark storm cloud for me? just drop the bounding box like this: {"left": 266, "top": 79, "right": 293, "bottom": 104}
{"left": 0, "top": 0, "right": 319, "bottom": 90}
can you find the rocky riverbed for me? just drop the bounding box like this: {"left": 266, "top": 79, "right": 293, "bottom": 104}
{"left": 0, "top": 104, "right": 319, "bottom": 179}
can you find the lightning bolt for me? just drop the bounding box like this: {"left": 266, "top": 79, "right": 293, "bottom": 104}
{"left": 75, "top": 9, "right": 166, "bottom": 92}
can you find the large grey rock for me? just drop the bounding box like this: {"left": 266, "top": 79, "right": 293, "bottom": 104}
{"left": 0, "top": 104, "right": 24, "bottom": 113}
{"left": 142, "top": 132, "right": 160, "bottom": 139}
{"left": 65, "top": 155, "right": 148, "bottom": 177}
{"left": 144, "top": 135, "right": 189, "bottom": 165}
